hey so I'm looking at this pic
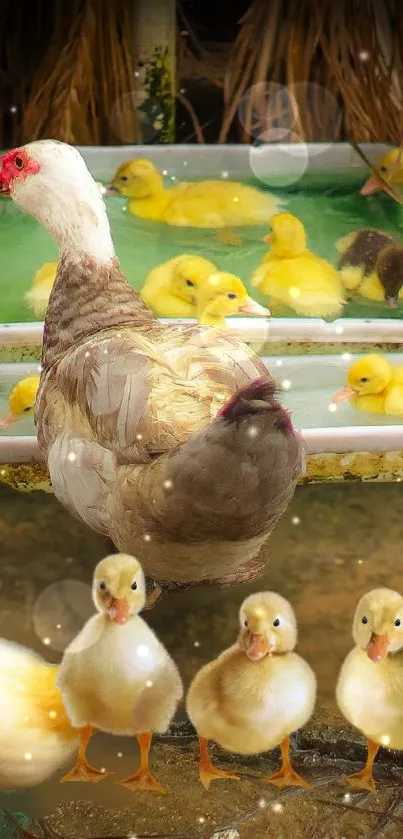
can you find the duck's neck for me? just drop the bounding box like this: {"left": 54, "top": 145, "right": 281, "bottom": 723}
{"left": 41, "top": 199, "right": 155, "bottom": 370}
{"left": 128, "top": 188, "right": 169, "bottom": 221}
{"left": 198, "top": 301, "right": 227, "bottom": 328}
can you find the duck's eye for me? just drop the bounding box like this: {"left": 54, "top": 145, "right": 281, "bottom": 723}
{"left": 359, "top": 377, "right": 369, "bottom": 384}
{"left": 273, "top": 618, "right": 280, "bottom": 627}
{"left": 14, "top": 155, "right": 24, "bottom": 170}
{"left": 131, "top": 581, "right": 138, "bottom": 591}
{"left": 244, "top": 619, "right": 248, "bottom": 627}
{"left": 395, "top": 618, "right": 401, "bottom": 627}
{"left": 380, "top": 166, "right": 388, "bottom": 173}
{"left": 23, "top": 406, "right": 32, "bottom": 412}
{"left": 227, "top": 293, "right": 237, "bottom": 299}
{"left": 186, "top": 279, "right": 195, "bottom": 287}
{"left": 119, "top": 175, "right": 128, "bottom": 182}
{"left": 362, "top": 615, "right": 368, "bottom": 624}
{"left": 99, "top": 581, "right": 107, "bottom": 591}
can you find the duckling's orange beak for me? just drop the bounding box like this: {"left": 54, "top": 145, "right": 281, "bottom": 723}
{"left": 263, "top": 234, "right": 272, "bottom": 244}
{"left": 246, "top": 633, "right": 270, "bottom": 661}
{"left": 367, "top": 633, "right": 389, "bottom": 663}
{"left": 239, "top": 298, "right": 271, "bottom": 317}
{"left": 332, "top": 385, "right": 355, "bottom": 404}
{"left": 361, "top": 176, "right": 381, "bottom": 196}
{"left": 0, "top": 412, "right": 18, "bottom": 428}
{"left": 109, "top": 597, "right": 130, "bottom": 624}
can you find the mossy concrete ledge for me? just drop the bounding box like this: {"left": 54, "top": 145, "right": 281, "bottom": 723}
{"left": 1, "top": 450, "right": 403, "bottom": 494}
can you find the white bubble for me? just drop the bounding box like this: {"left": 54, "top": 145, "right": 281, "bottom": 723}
{"left": 137, "top": 644, "right": 149, "bottom": 658}
{"left": 33, "top": 580, "right": 93, "bottom": 653}
{"left": 250, "top": 134, "right": 309, "bottom": 189}
{"left": 282, "top": 379, "right": 292, "bottom": 390}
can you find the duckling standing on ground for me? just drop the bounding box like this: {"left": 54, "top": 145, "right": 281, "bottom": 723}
{"left": 251, "top": 213, "right": 345, "bottom": 318}
{"left": 0, "top": 374, "right": 40, "bottom": 427}
{"left": 337, "top": 588, "right": 403, "bottom": 793}
{"left": 332, "top": 354, "right": 403, "bottom": 417}
{"left": 108, "top": 159, "right": 281, "bottom": 237}
{"left": 336, "top": 229, "right": 403, "bottom": 306}
{"left": 186, "top": 592, "right": 316, "bottom": 791}
{"left": 196, "top": 272, "right": 270, "bottom": 327}
{"left": 57, "top": 554, "right": 183, "bottom": 793}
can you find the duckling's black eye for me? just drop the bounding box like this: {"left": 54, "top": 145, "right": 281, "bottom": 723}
{"left": 362, "top": 615, "right": 368, "bottom": 624}
{"left": 23, "top": 406, "right": 32, "bottom": 412}
{"left": 359, "top": 377, "right": 369, "bottom": 384}
{"left": 380, "top": 166, "right": 388, "bottom": 173}
{"left": 15, "top": 155, "right": 24, "bottom": 170}
{"left": 186, "top": 279, "right": 195, "bottom": 287}
{"left": 131, "top": 581, "right": 138, "bottom": 590}
{"left": 119, "top": 175, "right": 128, "bottom": 182}
{"left": 395, "top": 618, "right": 401, "bottom": 627}
{"left": 99, "top": 581, "right": 106, "bottom": 591}
{"left": 227, "top": 293, "right": 237, "bottom": 299}
{"left": 244, "top": 619, "right": 248, "bottom": 627}
{"left": 273, "top": 618, "right": 280, "bottom": 627}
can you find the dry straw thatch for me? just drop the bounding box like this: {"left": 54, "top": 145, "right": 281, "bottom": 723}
{"left": 218, "top": 0, "right": 403, "bottom": 144}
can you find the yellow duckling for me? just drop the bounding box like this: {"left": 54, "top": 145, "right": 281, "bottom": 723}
{"left": 109, "top": 158, "right": 281, "bottom": 228}
{"left": 196, "top": 272, "right": 270, "bottom": 327}
{"left": 57, "top": 554, "right": 183, "bottom": 793}
{"left": 361, "top": 147, "right": 403, "bottom": 196}
{"left": 336, "top": 229, "right": 403, "bottom": 306}
{"left": 140, "top": 254, "right": 218, "bottom": 318}
{"left": 186, "top": 591, "right": 316, "bottom": 791}
{"left": 332, "top": 354, "right": 403, "bottom": 417}
{"left": 0, "top": 374, "right": 40, "bottom": 428}
{"left": 251, "top": 213, "right": 345, "bottom": 318}
{"left": 25, "top": 260, "right": 58, "bottom": 318}
{"left": 337, "top": 588, "right": 403, "bottom": 793}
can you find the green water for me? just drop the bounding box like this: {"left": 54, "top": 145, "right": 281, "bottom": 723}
{"left": 1, "top": 179, "right": 403, "bottom": 323}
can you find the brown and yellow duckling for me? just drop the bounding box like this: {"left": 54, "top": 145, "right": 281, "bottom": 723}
{"left": 336, "top": 228, "right": 403, "bottom": 306}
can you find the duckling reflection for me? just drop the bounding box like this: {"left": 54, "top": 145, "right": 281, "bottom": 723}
{"left": 57, "top": 553, "right": 183, "bottom": 794}
{"left": 337, "top": 588, "right": 403, "bottom": 793}
{"left": 186, "top": 591, "right": 316, "bottom": 790}
{"left": 332, "top": 354, "right": 403, "bottom": 417}
{"left": 0, "top": 375, "right": 40, "bottom": 427}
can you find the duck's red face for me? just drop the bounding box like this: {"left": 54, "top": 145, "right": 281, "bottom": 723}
{"left": 0, "top": 148, "right": 40, "bottom": 196}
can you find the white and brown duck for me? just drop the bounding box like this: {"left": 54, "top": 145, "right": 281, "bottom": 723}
{"left": 0, "top": 141, "right": 303, "bottom": 599}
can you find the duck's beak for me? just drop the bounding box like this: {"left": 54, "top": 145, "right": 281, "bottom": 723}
{"left": 0, "top": 412, "right": 18, "bottom": 428}
{"left": 385, "top": 294, "right": 399, "bottom": 308}
{"left": 360, "top": 176, "right": 381, "bottom": 196}
{"left": 103, "top": 183, "right": 119, "bottom": 196}
{"left": 109, "top": 597, "right": 130, "bottom": 624}
{"left": 367, "top": 632, "right": 389, "bottom": 663}
{"left": 263, "top": 234, "right": 272, "bottom": 244}
{"left": 239, "top": 298, "right": 271, "bottom": 317}
{"left": 246, "top": 633, "right": 270, "bottom": 661}
{"left": 332, "top": 385, "right": 355, "bottom": 404}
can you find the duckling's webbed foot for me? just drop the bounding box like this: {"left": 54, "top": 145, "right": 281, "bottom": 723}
{"left": 60, "top": 725, "right": 113, "bottom": 784}
{"left": 266, "top": 737, "right": 311, "bottom": 789}
{"left": 118, "top": 732, "right": 167, "bottom": 794}
{"left": 198, "top": 736, "right": 240, "bottom": 791}
{"left": 345, "top": 768, "right": 376, "bottom": 794}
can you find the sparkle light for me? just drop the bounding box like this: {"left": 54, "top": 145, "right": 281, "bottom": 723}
{"left": 272, "top": 802, "right": 283, "bottom": 813}
{"left": 101, "top": 767, "right": 106, "bottom": 773}
{"left": 282, "top": 379, "right": 291, "bottom": 390}
{"left": 164, "top": 479, "right": 173, "bottom": 489}
{"left": 343, "top": 792, "right": 352, "bottom": 803}
{"left": 233, "top": 196, "right": 239, "bottom": 203}
{"left": 221, "top": 170, "right": 229, "bottom": 179}
{"left": 85, "top": 351, "right": 90, "bottom": 358}
{"left": 146, "top": 679, "right": 153, "bottom": 687}
{"left": 49, "top": 710, "right": 57, "bottom": 719}
{"left": 162, "top": 170, "right": 168, "bottom": 176}
{"left": 43, "top": 637, "right": 51, "bottom": 645}
{"left": 335, "top": 325, "right": 344, "bottom": 334}
{"left": 24, "top": 752, "right": 33, "bottom": 761}
{"left": 275, "top": 359, "right": 283, "bottom": 367}
{"left": 198, "top": 817, "right": 205, "bottom": 824}
{"left": 359, "top": 50, "right": 369, "bottom": 61}
{"left": 289, "top": 286, "right": 301, "bottom": 299}
{"left": 258, "top": 797, "right": 267, "bottom": 809}
{"left": 56, "top": 624, "right": 61, "bottom": 629}
{"left": 37, "top": 364, "right": 42, "bottom": 372}
{"left": 143, "top": 533, "right": 151, "bottom": 542}
{"left": 23, "top": 715, "right": 30, "bottom": 723}
{"left": 137, "top": 644, "right": 149, "bottom": 658}
{"left": 328, "top": 403, "right": 338, "bottom": 413}
{"left": 117, "top": 752, "right": 123, "bottom": 758}
{"left": 381, "top": 734, "right": 390, "bottom": 746}
{"left": 136, "top": 433, "right": 143, "bottom": 441}
{"left": 183, "top": 161, "right": 188, "bottom": 167}
{"left": 248, "top": 425, "right": 259, "bottom": 438}
{"left": 67, "top": 452, "right": 76, "bottom": 462}
{"left": 0, "top": 469, "right": 6, "bottom": 477}
{"left": 10, "top": 105, "right": 17, "bottom": 114}
{"left": 194, "top": 641, "right": 200, "bottom": 648}
{"left": 291, "top": 516, "right": 300, "bottom": 525}
{"left": 357, "top": 559, "right": 363, "bottom": 565}
{"left": 342, "top": 352, "right": 352, "bottom": 361}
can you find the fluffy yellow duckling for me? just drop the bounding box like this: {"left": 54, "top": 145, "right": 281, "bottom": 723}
{"left": 336, "top": 229, "right": 403, "bottom": 306}
{"left": 109, "top": 158, "right": 281, "bottom": 228}
{"left": 57, "top": 553, "right": 183, "bottom": 794}
{"left": 25, "top": 260, "right": 58, "bottom": 318}
{"left": 140, "top": 254, "right": 218, "bottom": 318}
{"left": 0, "top": 638, "right": 77, "bottom": 789}
{"left": 332, "top": 354, "right": 403, "bottom": 417}
{"left": 337, "top": 588, "right": 403, "bottom": 793}
{"left": 196, "top": 272, "right": 270, "bottom": 327}
{"left": 0, "top": 374, "right": 40, "bottom": 428}
{"left": 186, "top": 592, "right": 316, "bottom": 791}
{"left": 251, "top": 213, "right": 345, "bottom": 318}
{"left": 361, "top": 148, "right": 403, "bottom": 196}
